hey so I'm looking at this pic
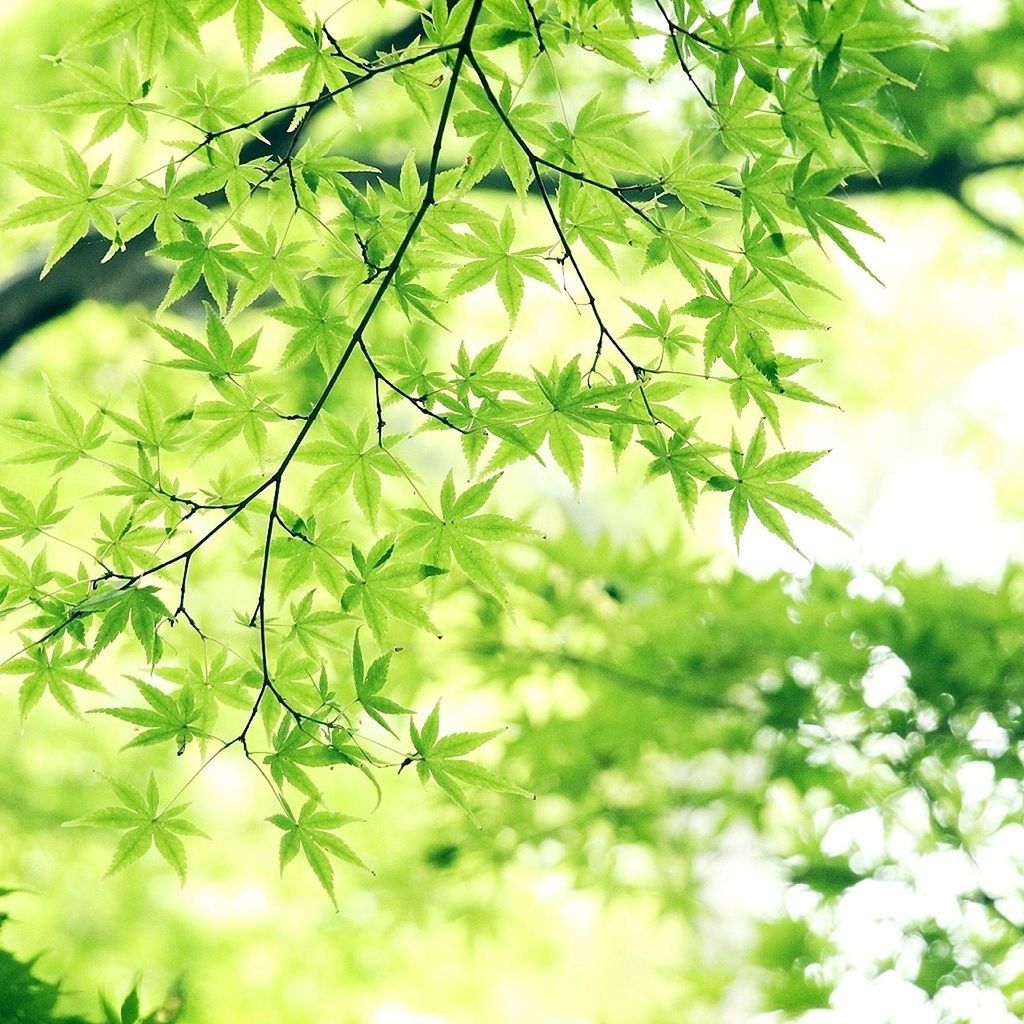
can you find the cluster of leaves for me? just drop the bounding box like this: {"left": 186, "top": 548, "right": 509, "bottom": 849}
{"left": 0, "top": 0, "right": 932, "bottom": 895}
{"left": 446, "top": 535, "right": 1024, "bottom": 1018}
{"left": 847, "top": 0, "right": 1024, "bottom": 244}
{"left": 0, "top": 890, "right": 181, "bottom": 1024}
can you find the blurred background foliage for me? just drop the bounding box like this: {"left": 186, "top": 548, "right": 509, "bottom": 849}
{"left": 0, "top": 1, "right": 1022, "bottom": 1023}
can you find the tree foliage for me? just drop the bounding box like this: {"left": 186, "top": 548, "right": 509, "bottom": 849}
{"left": 863, "top": 0, "right": 1024, "bottom": 243}
{"left": 0, "top": 0, "right": 934, "bottom": 899}
{"left": 0, "top": 891, "right": 182, "bottom": 1024}
{"left": 5, "top": 548, "right": 1024, "bottom": 1018}
{"left": 452, "top": 535, "right": 1024, "bottom": 1016}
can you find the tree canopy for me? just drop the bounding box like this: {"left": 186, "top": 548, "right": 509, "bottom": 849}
{"left": 0, "top": 0, "right": 1020, "bottom": 1022}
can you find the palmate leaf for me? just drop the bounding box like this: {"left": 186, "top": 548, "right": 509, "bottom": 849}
{"left": 716, "top": 421, "right": 851, "bottom": 555}
{"left": 92, "top": 675, "right": 203, "bottom": 754}
{"left": 453, "top": 78, "right": 540, "bottom": 196}
{"left": 608, "top": 372, "right": 690, "bottom": 459}
{"left": 194, "top": 377, "right": 278, "bottom": 459}
{"left": 149, "top": 303, "right": 259, "bottom": 378}
{"left": 352, "top": 630, "right": 411, "bottom": 737}
{"left": 231, "top": 222, "right": 310, "bottom": 314}
{"left": 551, "top": 92, "right": 650, "bottom": 181}
{"left": 88, "top": 584, "right": 171, "bottom": 663}
{"left": 93, "top": 507, "right": 168, "bottom": 577}
{"left": 410, "top": 701, "right": 532, "bottom": 827}
{"left": 117, "top": 164, "right": 221, "bottom": 245}
{"left": 448, "top": 339, "right": 527, "bottom": 402}
{"left": 150, "top": 221, "right": 251, "bottom": 314}
{"left": 724, "top": 349, "right": 838, "bottom": 443}
{"left": 160, "top": 649, "right": 252, "bottom": 735}
{"left": 658, "top": 144, "right": 740, "bottom": 217}
{"left": 559, "top": 184, "right": 636, "bottom": 273}
{"left": 447, "top": 207, "right": 558, "bottom": 321}
{"left": 195, "top": 0, "right": 310, "bottom": 65}
{"left": 0, "top": 484, "right": 68, "bottom": 541}
{"left": 34, "top": 56, "right": 155, "bottom": 146}
{"left": 400, "top": 473, "right": 536, "bottom": 602}
{"left": 682, "top": 266, "right": 825, "bottom": 377}
{"left": 66, "top": 774, "right": 208, "bottom": 882}
{"left": 261, "top": 17, "right": 354, "bottom": 113}
{"left": 645, "top": 208, "right": 734, "bottom": 292}
{"left": 811, "top": 36, "right": 926, "bottom": 170}
{"left": 486, "top": 357, "right": 642, "bottom": 491}
{"left": 621, "top": 299, "right": 699, "bottom": 358}
{"left": 341, "top": 536, "right": 444, "bottom": 643}
{"left": 1, "top": 641, "right": 105, "bottom": 717}
{"left": 66, "top": 0, "right": 202, "bottom": 74}
{"left": 788, "top": 154, "right": 884, "bottom": 280}
{"left": 639, "top": 423, "right": 728, "bottom": 521}
{"left": 296, "top": 417, "right": 410, "bottom": 527}
{"left": 1, "top": 141, "right": 120, "bottom": 276}
{"left": 283, "top": 590, "right": 347, "bottom": 659}
{"left": 4, "top": 386, "right": 109, "bottom": 471}
{"left": 742, "top": 226, "right": 838, "bottom": 307}
{"left": 0, "top": 548, "right": 64, "bottom": 607}
{"left": 268, "top": 799, "right": 370, "bottom": 907}
{"left": 265, "top": 718, "right": 335, "bottom": 800}
{"left": 269, "top": 288, "right": 351, "bottom": 372}
{"left": 271, "top": 516, "right": 350, "bottom": 599}
{"left": 101, "top": 380, "right": 194, "bottom": 452}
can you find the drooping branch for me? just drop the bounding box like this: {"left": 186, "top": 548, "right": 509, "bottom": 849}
{"left": 21, "top": 0, "right": 490, "bottom": 767}
{"left": 6, "top": 0, "right": 1023, "bottom": 362}
{"left": 465, "top": 50, "right": 660, "bottom": 378}
{"left": 0, "top": 0, "right": 948, "bottom": 893}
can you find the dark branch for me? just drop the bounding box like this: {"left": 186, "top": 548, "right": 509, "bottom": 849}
{"left": 0, "top": 14, "right": 426, "bottom": 356}
{"left": 4, "top": 26, "right": 1024, "bottom": 360}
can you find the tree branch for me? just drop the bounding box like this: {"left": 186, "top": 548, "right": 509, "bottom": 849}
{"left": 5, "top": 33, "right": 1024, "bottom": 360}
{"left": 0, "top": 13, "right": 425, "bottom": 356}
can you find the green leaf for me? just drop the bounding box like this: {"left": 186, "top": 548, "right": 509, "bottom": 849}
{"left": 150, "top": 304, "right": 259, "bottom": 377}
{"left": 431, "top": 728, "right": 505, "bottom": 758}
{"left": 268, "top": 799, "right": 370, "bottom": 906}
{"left": 5, "top": 386, "right": 109, "bottom": 471}
{"left": 411, "top": 703, "right": 532, "bottom": 824}
{"left": 93, "top": 672, "right": 201, "bottom": 754}
{"left": 722, "top": 422, "right": 850, "bottom": 553}
{"left": 401, "top": 473, "right": 536, "bottom": 601}
{"left": 2, "top": 143, "right": 120, "bottom": 275}
{"left": 120, "top": 985, "right": 140, "bottom": 1024}
{"left": 66, "top": 774, "right": 207, "bottom": 881}
{"left": 352, "top": 632, "right": 411, "bottom": 737}
{"left": 234, "top": 0, "right": 264, "bottom": 64}
{"left": 342, "top": 538, "right": 442, "bottom": 643}
{"left": 448, "top": 207, "right": 558, "bottom": 322}
{"left": 1, "top": 641, "right": 104, "bottom": 717}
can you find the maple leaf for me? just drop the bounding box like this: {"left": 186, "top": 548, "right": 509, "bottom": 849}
{"left": 351, "top": 630, "right": 411, "bottom": 737}
{"left": 410, "top": 701, "right": 532, "bottom": 827}
{"left": 714, "top": 421, "right": 851, "bottom": 554}
{"left": 1, "top": 142, "right": 119, "bottom": 276}
{"left": 268, "top": 799, "right": 370, "bottom": 906}
{"left": 1, "top": 641, "right": 104, "bottom": 717}
{"left": 401, "top": 473, "right": 536, "bottom": 601}
{"left": 447, "top": 207, "right": 558, "bottom": 321}
{"left": 66, "top": 774, "right": 208, "bottom": 882}
{"left": 150, "top": 303, "right": 259, "bottom": 378}
{"left": 341, "top": 536, "right": 444, "bottom": 643}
